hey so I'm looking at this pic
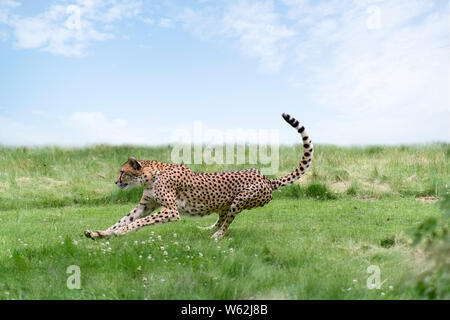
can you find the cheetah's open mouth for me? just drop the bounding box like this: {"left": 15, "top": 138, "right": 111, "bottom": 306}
{"left": 118, "top": 183, "right": 129, "bottom": 190}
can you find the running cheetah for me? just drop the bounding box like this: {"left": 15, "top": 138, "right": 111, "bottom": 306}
{"left": 84, "top": 113, "right": 313, "bottom": 240}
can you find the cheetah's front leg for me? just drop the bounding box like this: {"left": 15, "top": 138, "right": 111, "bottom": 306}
{"left": 113, "top": 180, "right": 180, "bottom": 237}
{"left": 113, "top": 207, "right": 180, "bottom": 237}
{"left": 84, "top": 198, "right": 159, "bottom": 240}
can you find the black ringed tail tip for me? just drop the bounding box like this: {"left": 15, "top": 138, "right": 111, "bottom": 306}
{"left": 282, "top": 113, "right": 299, "bottom": 128}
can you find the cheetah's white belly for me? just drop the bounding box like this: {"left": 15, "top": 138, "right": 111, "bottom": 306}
{"left": 176, "top": 198, "right": 196, "bottom": 215}
{"left": 176, "top": 195, "right": 214, "bottom": 216}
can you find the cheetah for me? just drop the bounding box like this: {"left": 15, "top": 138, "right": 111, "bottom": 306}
{"left": 84, "top": 113, "right": 313, "bottom": 240}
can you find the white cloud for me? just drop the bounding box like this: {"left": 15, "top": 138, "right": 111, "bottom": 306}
{"left": 175, "top": 0, "right": 440, "bottom": 143}
{"left": 100, "top": 0, "right": 142, "bottom": 23}
{"left": 65, "top": 112, "right": 146, "bottom": 144}
{"left": 0, "top": 0, "right": 19, "bottom": 24}
{"left": 61, "top": 111, "right": 192, "bottom": 146}
{"left": 158, "top": 17, "right": 173, "bottom": 28}
{"left": 220, "top": 1, "right": 294, "bottom": 73}
{"left": 2, "top": 0, "right": 142, "bottom": 57}
{"left": 0, "top": 0, "right": 20, "bottom": 8}
{"left": 0, "top": 111, "right": 167, "bottom": 146}
{"left": 178, "top": 0, "right": 448, "bottom": 143}
{"left": 286, "top": 0, "right": 449, "bottom": 143}
{"left": 180, "top": 0, "right": 294, "bottom": 73}
{"left": 0, "top": 115, "right": 54, "bottom": 145}
{"left": 0, "top": 1, "right": 447, "bottom": 145}
{"left": 141, "top": 16, "right": 154, "bottom": 25}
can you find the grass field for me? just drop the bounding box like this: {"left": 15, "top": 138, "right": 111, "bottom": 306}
{"left": 0, "top": 144, "right": 448, "bottom": 299}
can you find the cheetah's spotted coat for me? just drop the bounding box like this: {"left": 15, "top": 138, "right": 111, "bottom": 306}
{"left": 84, "top": 113, "right": 313, "bottom": 239}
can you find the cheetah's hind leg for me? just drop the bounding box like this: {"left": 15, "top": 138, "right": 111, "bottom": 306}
{"left": 211, "top": 183, "right": 272, "bottom": 239}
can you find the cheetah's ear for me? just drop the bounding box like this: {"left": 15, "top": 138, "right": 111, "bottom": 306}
{"left": 128, "top": 157, "right": 142, "bottom": 170}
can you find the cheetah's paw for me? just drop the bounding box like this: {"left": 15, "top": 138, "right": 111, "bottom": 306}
{"left": 84, "top": 230, "right": 99, "bottom": 240}
{"left": 211, "top": 230, "right": 225, "bottom": 239}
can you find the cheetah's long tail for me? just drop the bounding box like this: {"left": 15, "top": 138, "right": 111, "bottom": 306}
{"left": 270, "top": 113, "right": 313, "bottom": 190}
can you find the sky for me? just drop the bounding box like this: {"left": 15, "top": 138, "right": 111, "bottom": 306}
{"left": 0, "top": 0, "right": 448, "bottom": 146}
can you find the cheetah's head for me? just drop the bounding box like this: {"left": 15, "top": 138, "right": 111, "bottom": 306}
{"left": 115, "top": 157, "right": 143, "bottom": 190}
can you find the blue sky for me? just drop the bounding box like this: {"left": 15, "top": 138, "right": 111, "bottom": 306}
{"left": 0, "top": 0, "right": 448, "bottom": 146}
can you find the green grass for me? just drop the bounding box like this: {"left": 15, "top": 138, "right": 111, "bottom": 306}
{"left": 0, "top": 144, "right": 448, "bottom": 299}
